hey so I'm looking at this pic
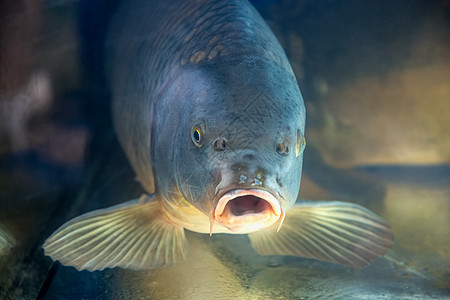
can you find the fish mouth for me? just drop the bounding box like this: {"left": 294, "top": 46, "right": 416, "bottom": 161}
{"left": 212, "top": 189, "right": 284, "bottom": 233}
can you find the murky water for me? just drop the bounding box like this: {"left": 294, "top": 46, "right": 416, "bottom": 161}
{"left": 1, "top": 0, "right": 449, "bottom": 299}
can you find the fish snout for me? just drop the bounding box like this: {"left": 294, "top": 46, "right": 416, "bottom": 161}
{"left": 230, "top": 153, "right": 275, "bottom": 187}
{"left": 212, "top": 189, "right": 283, "bottom": 233}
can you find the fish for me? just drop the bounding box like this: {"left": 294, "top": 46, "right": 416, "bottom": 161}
{"left": 43, "top": 0, "right": 394, "bottom": 271}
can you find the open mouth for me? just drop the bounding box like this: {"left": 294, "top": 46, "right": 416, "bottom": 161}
{"left": 211, "top": 189, "right": 284, "bottom": 233}
{"left": 226, "top": 195, "right": 272, "bottom": 216}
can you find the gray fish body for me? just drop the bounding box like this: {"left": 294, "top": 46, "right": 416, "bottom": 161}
{"left": 43, "top": 0, "right": 393, "bottom": 271}
{"left": 109, "top": 0, "right": 305, "bottom": 219}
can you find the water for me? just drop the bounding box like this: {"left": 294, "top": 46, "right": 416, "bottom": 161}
{"left": 0, "top": 0, "right": 449, "bottom": 299}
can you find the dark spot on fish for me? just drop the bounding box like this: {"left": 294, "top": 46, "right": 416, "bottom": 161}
{"left": 276, "top": 175, "right": 283, "bottom": 187}
{"left": 276, "top": 140, "right": 289, "bottom": 156}
{"left": 213, "top": 137, "right": 228, "bottom": 151}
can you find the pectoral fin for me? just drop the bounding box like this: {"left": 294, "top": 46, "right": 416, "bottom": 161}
{"left": 248, "top": 201, "right": 394, "bottom": 268}
{"left": 43, "top": 195, "right": 187, "bottom": 271}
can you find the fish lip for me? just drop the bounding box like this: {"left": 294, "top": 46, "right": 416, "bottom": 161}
{"left": 213, "top": 188, "right": 282, "bottom": 233}
{"left": 215, "top": 188, "right": 282, "bottom": 217}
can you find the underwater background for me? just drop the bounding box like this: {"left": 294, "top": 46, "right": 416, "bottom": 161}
{"left": 0, "top": 0, "right": 449, "bottom": 298}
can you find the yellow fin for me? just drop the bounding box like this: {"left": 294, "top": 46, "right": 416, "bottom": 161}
{"left": 0, "top": 223, "right": 16, "bottom": 254}
{"left": 248, "top": 201, "right": 394, "bottom": 268}
{"left": 43, "top": 196, "right": 187, "bottom": 271}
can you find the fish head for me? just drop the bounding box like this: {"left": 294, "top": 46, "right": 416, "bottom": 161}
{"left": 156, "top": 58, "right": 306, "bottom": 233}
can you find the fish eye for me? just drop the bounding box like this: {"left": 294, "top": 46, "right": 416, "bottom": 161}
{"left": 191, "top": 125, "right": 203, "bottom": 147}
{"left": 296, "top": 130, "right": 306, "bottom": 157}
{"left": 276, "top": 140, "right": 289, "bottom": 156}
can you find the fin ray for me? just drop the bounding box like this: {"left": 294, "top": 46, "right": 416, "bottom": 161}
{"left": 311, "top": 215, "right": 390, "bottom": 241}
{"left": 44, "top": 197, "right": 187, "bottom": 271}
{"left": 47, "top": 220, "right": 132, "bottom": 257}
{"left": 305, "top": 225, "right": 367, "bottom": 265}
{"left": 310, "top": 215, "right": 393, "bottom": 251}
{"left": 46, "top": 209, "right": 136, "bottom": 245}
{"left": 311, "top": 220, "right": 381, "bottom": 257}
{"left": 249, "top": 201, "right": 394, "bottom": 268}
{"left": 82, "top": 222, "right": 141, "bottom": 270}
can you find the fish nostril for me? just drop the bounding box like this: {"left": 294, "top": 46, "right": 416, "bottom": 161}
{"left": 276, "top": 141, "right": 289, "bottom": 156}
{"left": 213, "top": 137, "right": 228, "bottom": 151}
